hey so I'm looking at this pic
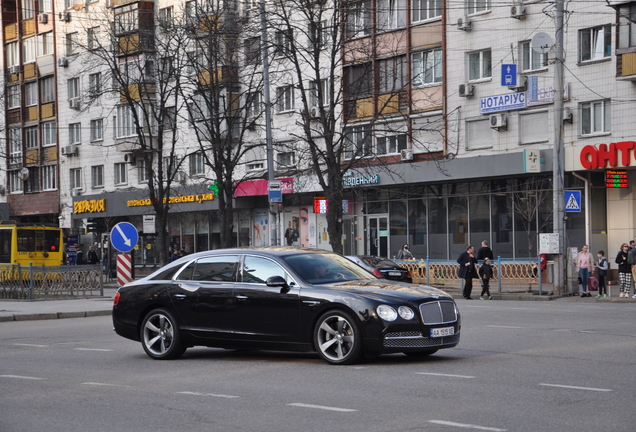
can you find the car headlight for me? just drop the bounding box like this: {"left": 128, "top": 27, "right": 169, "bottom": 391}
{"left": 376, "top": 305, "right": 397, "bottom": 321}
{"left": 398, "top": 306, "right": 415, "bottom": 320}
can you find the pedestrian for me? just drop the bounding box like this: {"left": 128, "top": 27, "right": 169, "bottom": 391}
{"left": 87, "top": 246, "right": 100, "bottom": 264}
{"left": 457, "top": 245, "right": 478, "bottom": 299}
{"left": 169, "top": 247, "right": 178, "bottom": 262}
{"left": 75, "top": 248, "right": 84, "bottom": 265}
{"left": 478, "top": 257, "right": 493, "bottom": 300}
{"left": 396, "top": 244, "right": 414, "bottom": 260}
{"left": 179, "top": 247, "right": 187, "bottom": 258}
{"left": 476, "top": 240, "right": 494, "bottom": 263}
{"left": 629, "top": 237, "right": 636, "bottom": 297}
{"left": 594, "top": 250, "right": 608, "bottom": 298}
{"left": 576, "top": 244, "right": 594, "bottom": 297}
{"left": 284, "top": 221, "right": 295, "bottom": 246}
{"left": 615, "top": 243, "right": 633, "bottom": 298}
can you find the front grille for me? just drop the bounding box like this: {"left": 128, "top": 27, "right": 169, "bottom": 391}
{"left": 384, "top": 332, "right": 460, "bottom": 348}
{"left": 419, "top": 300, "right": 457, "bottom": 325}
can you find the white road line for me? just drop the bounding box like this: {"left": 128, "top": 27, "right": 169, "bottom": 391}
{"left": 486, "top": 325, "right": 523, "bottom": 329}
{"left": 74, "top": 348, "right": 113, "bottom": 352}
{"left": 416, "top": 372, "right": 475, "bottom": 379}
{"left": 429, "top": 420, "right": 507, "bottom": 431}
{"left": 0, "top": 375, "right": 45, "bottom": 380}
{"left": 539, "top": 383, "right": 612, "bottom": 392}
{"left": 13, "top": 343, "right": 48, "bottom": 348}
{"left": 81, "top": 382, "right": 132, "bottom": 388}
{"left": 287, "top": 403, "right": 357, "bottom": 412}
{"left": 579, "top": 331, "right": 596, "bottom": 334}
{"left": 177, "top": 391, "right": 239, "bottom": 399}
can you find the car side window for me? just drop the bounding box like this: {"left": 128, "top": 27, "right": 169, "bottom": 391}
{"left": 176, "top": 255, "right": 238, "bottom": 282}
{"left": 242, "top": 256, "right": 289, "bottom": 284}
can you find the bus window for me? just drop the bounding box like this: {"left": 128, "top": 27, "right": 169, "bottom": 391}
{"left": 0, "top": 230, "right": 11, "bottom": 263}
{"left": 17, "top": 230, "right": 36, "bottom": 252}
{"left": 44, "top": 230, "right": 61, "bottom": 251}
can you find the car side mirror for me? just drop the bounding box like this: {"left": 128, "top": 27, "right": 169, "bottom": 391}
{"left": 266, "top": 275, "right": 290, "bottom": 293}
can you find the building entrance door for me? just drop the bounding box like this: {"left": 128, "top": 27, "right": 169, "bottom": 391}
{"left": 367, "top": 215, "right": 389, "bottom": 258}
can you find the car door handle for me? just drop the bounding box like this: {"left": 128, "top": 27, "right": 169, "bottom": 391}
{"left": 173, "top": 294, "right": 187, "bottom": 300}
{"left": 236, "top": 295, "right": 248, "bottom": 301}
{"left": 302, "top": 300, "right": 320, "bottom": 306}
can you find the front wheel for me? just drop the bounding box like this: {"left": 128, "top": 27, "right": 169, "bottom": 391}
{"left": 140, "top": 308, "right": 186, "bottom": 360}
{"left": 314, "top": 310, "right": 363, "bottom": 365}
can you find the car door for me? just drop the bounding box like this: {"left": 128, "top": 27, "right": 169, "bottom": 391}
{"left": 232, "top": 255, "right": 301, "bottom": 342}
{"left": 170, "top": 254, "right": 237, "bottom": 339}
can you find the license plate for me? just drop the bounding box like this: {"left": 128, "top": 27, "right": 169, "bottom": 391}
{"left": 388, "top": 271, "right": 402, "bottom": 276}
{"left": 430, "top": 327, "right": 454, "bottom": 338}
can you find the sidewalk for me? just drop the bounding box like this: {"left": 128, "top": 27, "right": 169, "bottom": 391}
{"left": 0, "top": 282, "right": 634, "bottom": 323}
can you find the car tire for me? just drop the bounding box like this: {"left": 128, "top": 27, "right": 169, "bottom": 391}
{"left": 403, "top": 349, "right": 438, "bottom": 357}
{"left": 140, "top": 308, "right": 186, "bottom": 360}
{"left": 314, "top": 310, "right": 363, "bottom": 365}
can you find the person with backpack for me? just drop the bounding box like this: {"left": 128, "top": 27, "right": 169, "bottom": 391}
{"left": 595, "top": 250, "right": 608, "bottom": 298}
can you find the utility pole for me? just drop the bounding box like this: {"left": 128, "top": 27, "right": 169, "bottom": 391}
{"left": 552, "top": 0, "right": 565, "bottom": 294}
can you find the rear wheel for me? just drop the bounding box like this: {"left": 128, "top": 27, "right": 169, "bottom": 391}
{"left": 403, "top": 349, "right": 438, "bottom": 357}
{"left": 140, "top": 308, "right": 186, "bottom": 360}
{"left": 314, "top": 310, "right": 363, "bottom": 365}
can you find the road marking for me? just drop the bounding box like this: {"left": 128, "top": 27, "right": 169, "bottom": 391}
{"left": 14, "top": 343, "right": 48, "bottom": 348}
{"left": 74, "top": 348, "right": 113, "bottom": 352}
{"left": 579, "top": 331, "right": 596, "bottom": 334}
{"left": 486, "top": 325, "right": 523, "bottom": 329}
{"left": 178, "top": 391, "right": 239, "bottom": 399}
{"left": 0, "top": 375, "right": 45, "bottom": 380}
{"left": 287, "top": 403, "right": 357, "bottom": 412}
{"left": 539, "top": 383, "right": 612, "bottom": 392}
{"left": 416, "top": 372, "right": 475, "bottom": 379}
{"left": 429, "top": 420, "right": 507, "bottom": 431}
{"left": 82, "top": 382, "right": 132, "bottom": 388}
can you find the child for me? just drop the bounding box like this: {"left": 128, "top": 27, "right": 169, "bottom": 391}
{"left": 595, "top": 250, "right": 608, "bottom": 298}
{"left": 479, "top": 258, "right": 493, "bottom": 300}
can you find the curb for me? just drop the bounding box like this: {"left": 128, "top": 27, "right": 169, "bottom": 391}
{"left": 0, "top": 309, "right": 111, "bottom": 322}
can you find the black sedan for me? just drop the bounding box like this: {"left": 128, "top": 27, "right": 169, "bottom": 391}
{"left": 112, "top": 248, "right": 460, "bottom": 365}
{"left": 345, "top": 255, "right": 413, "bottom": 282}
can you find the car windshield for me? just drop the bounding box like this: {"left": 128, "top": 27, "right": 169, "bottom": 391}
{"left": 282, "top": 253, "right": 376, "bottom": 284}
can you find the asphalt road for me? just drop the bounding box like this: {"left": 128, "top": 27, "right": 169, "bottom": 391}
{"left": 0, "top": 299, "right": 634, "bottom": 432}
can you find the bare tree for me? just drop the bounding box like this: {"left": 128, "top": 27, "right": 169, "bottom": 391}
{"left": 511, "top": 177, "right": 553, "bottom": 257}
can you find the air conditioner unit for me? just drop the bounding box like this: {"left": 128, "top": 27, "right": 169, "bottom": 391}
{"left": 59, "top": 12, "right": 71, "bottom": 22}
{"left": 69, "top": 98, "right": 80, "bottom": 109}
{"left": 400, "top": 149, "right": 414, "bottom": 161}
{"left": 508, "top": 76, "right": 527, "bottom": 91}
{"left": 457, "top": 16, "right": 471, "bottom": 31}
{"left": 510, "top": 4, "right": 526, "bottom": 19}
{"left": 309, "top": 106, "right": 320, "bottom": 119}
{"left": 0, "top": 186, "right": 6, "bottom": 196}
{"left": 459, "top": 83, "right": 474, "bottom": 97}
{"left": 61, "top": 145, "right": 78, "bottom": 156}
{"left": 490, "top": 114, "right": 507, "bottom": 131}
{"left": 9, "top": 65, "right": 19, "bottom": 75}
{"left": 563, "top": 107, "right": 573, "bottom": 123}
{"left": 58, "top": 57, "right": 68, "bottom": 68}
{"left": 71, "top": 188, "right": 82, "bottom": 197}
{"left": 38, "top": 13, "right": 48, "bottom": 24}
{"left": 124, "top": 153, "right": 137, "bottom": 165}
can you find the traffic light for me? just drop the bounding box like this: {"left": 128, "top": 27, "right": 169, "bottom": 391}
{"left": 86, "top": 219, "right": 99, "bottom": 233}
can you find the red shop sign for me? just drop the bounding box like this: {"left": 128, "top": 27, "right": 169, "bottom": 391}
{"left": 580, "top": 141, "right": 636, "bottom": 169}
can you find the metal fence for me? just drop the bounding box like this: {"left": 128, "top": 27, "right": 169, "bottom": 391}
{"left": 0, "top": 264, "right": 103, "bottom": 300}
{"left": 396, "top": 257, "right": 546, "bottom": 294}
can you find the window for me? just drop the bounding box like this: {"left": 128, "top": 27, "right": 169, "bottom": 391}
{"left": 137, "top": 158, "right": 149, "bottom": 183}
{"left": 344, "top": 126, "right": 371, "bottom": 159}
{"left": 309, "top": 80, "right": 330, "bottom": 107}
{"left": 377, "top": 134, "right": 407, "bottom": 155}
{"left": 22, "top": 0, "right": 35, "bottom": 18}
{"left": 467, "top": 0, "right": 489, "bottom": 15}
{"left": 185, "top": 1, "right": 197, "bottom": 26}
{"left": 25, "top": 126, "right": 38, "bottom": 149}
{"left": 90, "top": 119, "right": 103, "bottom": 141}
{"left": 377, "top": 0, "right": 406, "bottom": 31}
{"left": 274, "top": 30, "right": 293, "bottom": 57}
{"left": 9, "top": 171, "right": 23, "bottom": 194}
{"left": 39, "top": 0, "right": 52, "bottom": 13}
{"left": 68, "top": 77, "right": 80, "bottom": 100}
{"left": 42, "top": 165, "right": 56, "bottom": 190}
{"left": 277, "top": 152, "right": 295, "bottom": 167}
{"left": 580, "top": 25, "right": 611, "bottom": 62}
{"left": 116, "top": 105, "right": 137, "bottom": 138}
{"left": 244, "top": 37, "right": 261, "bottom": 65}
{"left": 23, "top": 37, "right": 36, "bottom": 63}
{"left": 346, "top": 0, "right": 371, "bottom": 38}
{"left": 309, "top": 21, "right": 328, "bottom": 49}
{"left": 242, "top": 256, "right": 289, "bottom": 284}
{"left": 519, "top": 110, "right": 549, "bottom": 144}
{"left": 581, "top": 100, "right": 611, "bottom": 135}
{"left": 344, "top": 63, "right": 372, "bottom": 99}
{"left": 159, "top": 57, "right": 173, "bottom": 80}
{"left": 466, "top": 118, "right": 492, "bottom": 150}
{"left": 69, "top": 123, "right": 81, "bottom": 144}
{"left": 162, "top": 106, "right": 176, "bottom": 130}
{"left": 70, "top": 168, "right": 82, "bottom": 189}
{"left": 177, "top": 256, "right": 238, "bottom": 282}
{"left": 25, "top": 82, "right": 38, "bottom": 106}
{"left": 7, "top": 86, "right": 20, "bottom": 109}
{"left": 40, "top": 77, "right": 55, "bottom": 103}
{"left": 25, "top": 168, "right": 39, "bottom": 193}
{"left": 66, "top": 33, "right": 78, "bottom": 56}
{"left": 9, "top": 129, "right": 22, "bottom": 165}
{"left": 413, "top": 0, "right": 441, "bottom": 22}
{"left": 618, "top": 4, "right": 636, "bottom": 49}
{"left": 189, "top": 152, "right": 204, "bottom": 176}
{"left": 468, "top": 49, "right": 492, "bottom": 80}
{"left": 114, "top": 3, "right": 139, "bottom": 33}
{"left": 277, "top": 86, "right": 294, "bottom": 112}
{"left": 37, "top": 32, "right": 53, "bottom": 56}
{"left": 378, "top": 55, "right": 406, "bottom": 92}
{"left": 246, "top": 92, "right": 262, "bottom": 118}
{"left": 159, "top": 7, "right": 174, "bottom": 27}
{"left": 87, "top": 27, "right": 100, "bottom": 50}
{"left": 42, "top": 122, "right": 56, "bottom": 146}
{"left": 91, "top": 165, "right": 104, "bottom": 188}
{"left": 412, "top": 48, "right": 442, "bottom": 85}
{"left": 520, "top": 42, "right": 547, "bottom": 72}
{"left": 114, "top": 162, "right": 127, "bottom": 185}
{"left": 7, "top": 42, "right": 19, "bottom": 67}
{"left": 247, "top": 162, "right": 264, "bottom": 171}
{"left": 89, "top": 73, "right": 101, "bottom": 95}
{"left": 163, "top": 157, "right": 177, "bottom": 177}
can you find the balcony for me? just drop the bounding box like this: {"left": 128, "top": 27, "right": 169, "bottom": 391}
{"left": 617, "top": 51, "right": 636, "bottom": 81}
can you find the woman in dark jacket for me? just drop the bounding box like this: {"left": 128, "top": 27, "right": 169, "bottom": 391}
{"left": 615, "top": 243, "right": 632, "bottom": 298}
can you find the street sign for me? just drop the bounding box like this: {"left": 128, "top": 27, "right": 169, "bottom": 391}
{"left": 564, "top": 190, "right": 581, "bottom": 213}
{"left": 268, "top": 180, "right": 282, "bottom": 203}
{"left": 117, "top": 253, "right": 132, "bottom": 286}
{"left": 501, "top": 64, "right": 517, "bottom": 87}
{"left": 110, "top": 222, "right": 139, "bottom": 253}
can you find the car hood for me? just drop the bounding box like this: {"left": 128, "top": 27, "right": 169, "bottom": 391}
{"left": 319, "top": 279, "right": 453, "bottom": 301}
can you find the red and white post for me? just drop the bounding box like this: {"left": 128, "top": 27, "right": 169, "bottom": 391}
{"left": 117, "top": 253, "right": 132, "bottom": 286}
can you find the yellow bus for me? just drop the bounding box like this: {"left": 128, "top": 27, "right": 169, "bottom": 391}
{"left": 0, "top": 222, "right": 64, "bottom": 267}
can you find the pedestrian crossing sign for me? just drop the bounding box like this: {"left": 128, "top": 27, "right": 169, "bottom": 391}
{"left": 564, "top": 190, "right": 581, "bottom": 212}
